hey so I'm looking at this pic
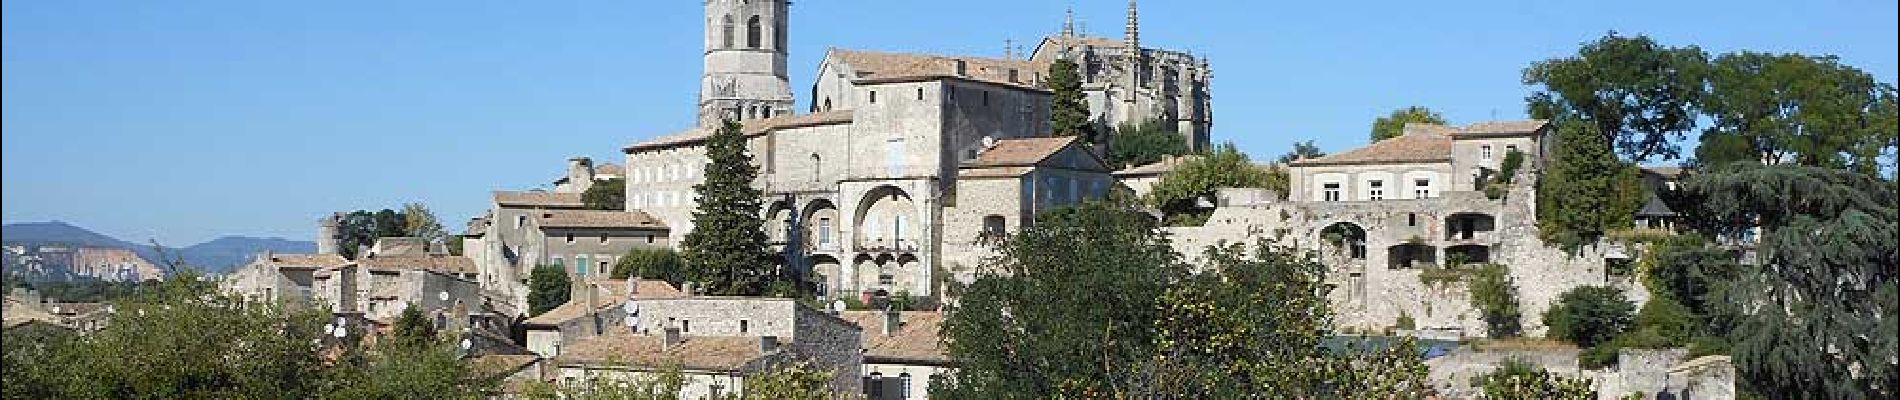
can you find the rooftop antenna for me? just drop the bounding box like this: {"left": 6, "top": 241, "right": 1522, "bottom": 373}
{"left": 1004, "top": 38, "right": 1014, "bottom": 59}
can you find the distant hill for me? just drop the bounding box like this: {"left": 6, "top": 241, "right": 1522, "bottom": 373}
{"left": 2, "top": 221, "right": 315, "bottom": 274}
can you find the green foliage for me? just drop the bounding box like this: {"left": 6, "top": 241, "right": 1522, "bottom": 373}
{"left": 1369, "top": 106, "right": 1448, "bottom": 142}
{"left": 445, "top": 235, "right": 464, "bottom": 256}
{"left": 1701, "top": 51, "right": 1899, "bottom": 175}
{"left": 1468, "top": 263, "right": 1523, "bottom": 338}
{"left": 527, "top": 264, "right": 571, "bottom": 317}
{"left": 583, "top": 178, "right": 627, "bottom": 211}
{"left": 390, "top": 303, "right": 436, "bottom": 346}
{"left": 1535, "top": 119, "right": 1646, "bottom": 249}
{"left": 1682, "top": 163, "right": 1897, "bottom": 398}
{"left": 1631, "top": 296, "right": 1695, "bottom": 346}
{"left": 611, "top": 247, "right": 685, "bottom": 285}
{"left": 1106, "top": 118, "right": 1190, "bottom": 169}
{"left": 1275, "top": 140, "right": 1327, "bottom": 164}
{"left": 325, "top": 338, "right": 492, "bottom": 399}
{"left": 1047, "top": 58, "right": 1095, "bottom": 143}
{"left": 1480, "top": 358, "right": 1598, "bottom": 399}
{"left": 401, "top": 202, "right": 446, "bottom": 244}
{"left": 1642, "top": 235, "right": 1737, "bottom": 320}
{"left": 1394, "top": 312, "right": 1417, "bottom": 331}
{"left": 680, "top": 120, "right": 777, "bottom": 297}
{"left": 1542, "top": 286, "right": 1634, "bottom": 348}
{"left": 338, "top": 208, "right": 408, "bottom": 259}
{"left": 729, "top": 361, "right": 834, "bottom": 400}
{"left": 1524, "top": 32, "right": 1709, "bottom": 162}
{"left": 1497, "top": 149, "right": 1526, "bottom": 182}
{"left": 1148, "top": 144, "right": 1270, "bottom": 223}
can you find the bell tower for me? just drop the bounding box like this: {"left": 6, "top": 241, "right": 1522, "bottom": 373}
{"left": 700, "top": 0, "right": 795, "bottom": 127}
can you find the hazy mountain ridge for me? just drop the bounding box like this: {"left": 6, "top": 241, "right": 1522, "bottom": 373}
{"left": 2, "top": 221, "right": 315, "bottom": 274}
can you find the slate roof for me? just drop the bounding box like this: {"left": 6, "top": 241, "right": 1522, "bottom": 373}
{"left": 533, "top": 210, "right": 668, "bottom": 230}
{"left": 839, "top": 311, "right": 948, "bottom": 364}
{"left": 553, "top": 332, "right": 769, "bottom": 372}
{"left": 966, "top": 136, "right": 1081, "bottom": 167}
{"left": 356, "top": 254, "right": 478, "bottom": 275}
{"left": 1636, "top": 194, "right": 1679, "bottom": 217}
{"left": 625, "top": 110, "right": 855, "bottom": 152}
{"left": 493, "top": 191, "right": 586, "bottom": 208}
{"left": 830, "top": 49, "right": 1048, "bottom": 91}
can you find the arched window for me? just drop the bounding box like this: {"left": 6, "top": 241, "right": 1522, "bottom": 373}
{"left": 746, "top": 16, "right": 762, "bottom": 49}
{"left": 721, "top": 15, "right": 735, "bottom": 49}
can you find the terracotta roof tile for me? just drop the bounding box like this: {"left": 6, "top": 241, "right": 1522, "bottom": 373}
{"left": 554, "top": 332, "right": 768, "bottom": 372}
{"left": 253, "top": 254, "right": 350, "bottom": 270}
{"left": 1113, "top": 155, "right": 1199, "bottom": 176}
{"left": 524, "top": 280, "right": 682, "bottom": 326}
{"left": 1292, "top": 124, "right": 1455, "bottom": 166}
{"left": 594, "top": 163, "right": 624, "bottom": 177}
{"left": 839, "top": 311, "right": 947, "bottom": 363}
{"left": 356, "top": 254, "right": 478, "bottom": 275}
{"left": 967, "top": 136, "right": 1079, "bottom": 167}
{"left": 625, "top": 110, "right": 854, "bottom": 152}
{"left": 1454, "top": 120, "right": 1549, "bottom": 137}
{"left": 471, "top": 354, "right": 540, "bottom": 378}
{"left": 831, "top": 49, "right": 1048, "bottom": 91}
{"left": 493, "top": 191, "right": 585, "bottom": 208}
{"left": 533, "top": 210, "right": 668, "bottom": 230}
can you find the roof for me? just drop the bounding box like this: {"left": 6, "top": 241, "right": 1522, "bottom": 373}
{"left": 356, "top": 254, "right": 478, "bottom": 275}
{"left": 594, "top": 163, "right": 625, "bottom": 177}
{"left": 1642, "top": 166, "right": 1688, "bottom": 179}
{"left": 966, "top": 136, "right": 1080, "bottom": 167}
{"left": 829, "top": 49, "right": 1049, "bottom": 91}
{"left": 1292, "top": 126, "right": 1454, "bottom": 167}
{"left": 2, "top": 298, "right": 62, "bottom": 329}
{"left": 554, "top": 332, "right": 768, "bottom": 372}
{"left": 1113, "top": 155, "right": 1200, "bottom": 177}
{"left": 524, "top": 279, "right": 683, "bottom": 326}
{"left": 1453, "top": 120, "right": 1550, "bottom": 137}
{"left": 626, "top": 111, "right": 854, "bottom": 152}
{"left": 839, "top": 311, "right": 948, "bottom": 364}
{"left": 533, "top": 210, "right": 668, "bottom": 230}
{"left": 253, "top": 254, "right": 350, "bottom": 270}
{"left": 470, "top": 354, "right": 540, "bottom": 379}
{"left": 493, "top": 191, "right": 585, "bottom": 208}
{"left": 1636, "top": 194, "right": 1679, "bottom": 217}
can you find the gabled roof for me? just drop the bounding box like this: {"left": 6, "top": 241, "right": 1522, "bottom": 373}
{"left": 554, "top": 332, "right": 768, "bottom": 372}
{"left": 533, "top": 210, "right": 668, "bottom": 230}
{"left": 828, "top": 48, "right": 1049, "bottom": 91}
{"left": 251, "top": 254, "right": 350, "bottom": 270}
{"left": 1113, "top": 155, "right": 1200, "bottom": 177}
{"left": 1636, "top": 194, "right": 1679, "bottom": 217}
{"left": 356, "top": 254, "right": 478, "bottom": 275}
{"left": 624, "top": 110, "right": 855, "bottom": 152}
{"left": 1453, "top": 120, "right": 1550, "bottom": 138}
{"left": 594, "top": 163, "right": 624, "bottom": 177}
{"left": 1291, "top": 126, "right": 1453, "bottom": 167}
{"left": 839, "top": 311, "right": 948, "bottom": 364}
{"left": 524, "top": 280, "right": 683, "bottom": 326}
{"left": 493, "top": 191, "right": 585, "bottom": 208}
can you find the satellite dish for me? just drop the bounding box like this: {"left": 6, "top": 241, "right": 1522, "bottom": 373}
{"left": 332, "top": 326, "right": 347, "bottom": 338}
{"left": 335, "top": 317, "right": 347, "bottom": 326}
{"left": 322, "top": 324, "right": 334, "bottom": 335}
{"left": 831, "top": 300, "right": 847, "bottom": 313}
{"left": 439, "top": 291, "right": 450, "bottom": 302}
{"left": 460, "top": 338, "right": 472, "bottom": 350}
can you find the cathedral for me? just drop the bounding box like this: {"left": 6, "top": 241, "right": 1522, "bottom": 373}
{"left": 620, "top": 0, "right": 1212, "bottom": 299}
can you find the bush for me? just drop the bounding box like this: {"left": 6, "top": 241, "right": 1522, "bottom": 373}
{"left": 1395, "top": 312, "right": 1417, "bottom": 331}
{"left": 527, "top": 264, "right": 571, "bottom": 317}
{"left": 1632, "top": 296, "right": 1695, "bottom": 345}
{"left": 1479, "top": 358, "right": 1597, "bottom": 399}
{"left": 1542, "top": 286, "right": 1634, "bottom": 348}
{"left": 611, "top": 247, "right": 685, "bottom": 285}
{"left": 1468, "top": 264, "right": 1523, "bottom": 338}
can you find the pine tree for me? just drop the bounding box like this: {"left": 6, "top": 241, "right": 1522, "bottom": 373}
{"left": 680, "top": 120, "right": 775, "bottom": 296}
{"left": 1048, "top": 58, "right": 1095, "bottom": 143}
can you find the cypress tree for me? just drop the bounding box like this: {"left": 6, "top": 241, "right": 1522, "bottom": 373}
{"left": 680, "top": 120, "right": 775, "bottom": 296}
{"left": 1536, "top": 119, "right": 1644, "bottom": 249}
{"left": 1048, "top": 58, "right": 1095, "bottom": 143}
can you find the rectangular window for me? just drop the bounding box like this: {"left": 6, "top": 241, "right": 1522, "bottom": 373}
{"left": 1368, "top": 180, "right": 1384, "bottom": 200}
{"left": 818, "top": 218, "right": 833, "bottom": 246}
{"left": 869, "top": 90, "right": 877, "bottom": 104}
{"left": 1408, "top": 213, "right": 1418, "bottom": 226}
{"left": 916, "top": 87, "right": 924, "bottom": 100}
{"left": 576, "top": 255, "right": 590, "bottom": 276}
{"left": 1323, "top": 183, "right": 1342, "bottom": 202}
{"left": 1482, "top": 145, "right": 1494, "bottom": 161}
{"left": 1414, "top": 179, "right": 1431, "bottom": 199}
{"left": 739, "top": 320, "right": 749, "bottom": 333}
{"left": 599, "top": 235, "right": 608, "bottom": 244}
{"left": 681, "top": 320, "right": 690, "bottom": 333}
{"left": 886, "top": 139, "right": 906, "bottom": 177}
{"left": 646, "top": 234, "right": 655, "bottom": 244}
{"left": 566, "top": 234, "right": 575, "bottom": 244}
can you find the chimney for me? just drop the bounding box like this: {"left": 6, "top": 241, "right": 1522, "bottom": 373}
{"left": 759, "top": 336, "right": 779, "bottom": 354}
{"left": 954, "top": 60, "right": 968, "bottom": 76}
{"left": 662, "top": 327, "right": 683, "bottom": 350}
{"left": 882, "top": 310, "right": 901, "bottom": 337}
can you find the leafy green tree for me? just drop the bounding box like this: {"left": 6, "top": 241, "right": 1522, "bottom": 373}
{"left": 611, "top": 247, "right": 685, "bottom": 285}
{"left": 936, "top": 202, "right": 1185, "bottom": 398}
{"left": 1479, "top": 359, "right": 1598, "bottom": 399}
{"left": 1469, "top": 263, "right": 1523, "bottom": 338}
{"left": 727, "top": 361, "right": 834, "bottom": 400}
{"left": 402, "top": 202, "right": 446, "bottom": 244}
{"left": 324, "top": 338, "right": 492, "bottom": 399}
{"left": 680, "top": 120, "right": 775, "bottom": 296}
{"left": 1048, "top": 58, "right": 1096, "bottom": 143}
{"left": 1542, "top": 286, "right": 1635, "bottom": 348}
{"left": 1682, "top": 164, "right": 1897, "bottom": 398}
{"left": 338, "top": 208, "right": 410, "bottom": 259}
{"left": 1148, "top": 144, "right": 1271, "bottom": 224}
{"left": 517, "top": 364, "right": 685, "bottom": 399}
{"left": 445, "top": 235, "right": 465, "bottom": 256}
{"left": 1535, "top": 119, "right": 1646, "bottom": 248}
{"left": 390, "top": 303, "right": 436, "bottom": 346}
{"left": 583, "top": 178, "right": 627, "bottom": 211}
{"left": 373, "top": 208, "right": 408, "bottom": 238}
{"left": 1524, "top": 32, "right": 1709, "bottom": 162}
{"left": 1701, "top": 51, "right": 1899, "bottom": 176}
{"left": 528, "top": 264, "right": 571, "bottom": 317}
{"left": 1369, "top": 106, "right": 1448, "bottom": 142}
{"left": 1275, "top": 140, "right": 1326, "bottom": 164}
{"left": 1106, "top": 118, "right": 1190, "bottom": 169}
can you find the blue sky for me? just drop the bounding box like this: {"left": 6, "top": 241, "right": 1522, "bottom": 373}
{"left": 4, "top": 0, "right": 1895, "bottom": 245}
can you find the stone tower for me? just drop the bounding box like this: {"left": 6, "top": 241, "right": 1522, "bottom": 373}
{"left": 317, "top": 213, "right": 342, "bottom": 256}
{"left": 700, "top": 0, "right": 795, "bottom": 127}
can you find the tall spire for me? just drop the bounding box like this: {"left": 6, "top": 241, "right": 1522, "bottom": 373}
{"left": 1062, "top": 6, "right": 1075, "bottom": 38}
{"left": 1124, "top": 0, "right": 1140, "bottom": 51}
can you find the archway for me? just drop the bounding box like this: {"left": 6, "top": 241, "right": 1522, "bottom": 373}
{"left": 1387, "top": 243, "right": 1437, "bottom": 269}
{"left": 1319, "top": 222, "right": 1368, "bottom": 260}
{"left": 854, "top": 186, "right": 917, "bottom": 251}
{"left": 765, "top": 200, "right": 795, "bottom": 244}
{"left": 802, "top": 198, "right": 841, "bottom": 251}
{"left": 1445, "top": 245, "right": 1491, "bottom": 265}
{"left": 810, "top": 255, "right": 842, "bottom": 297}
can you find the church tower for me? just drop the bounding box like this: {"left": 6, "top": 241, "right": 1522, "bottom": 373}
{"left": 700, "top": 0, "right": 795, "bottom": 127}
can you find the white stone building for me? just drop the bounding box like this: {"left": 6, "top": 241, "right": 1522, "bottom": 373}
{"left": 549, "top": 296, "right": 864, "bottom": 397}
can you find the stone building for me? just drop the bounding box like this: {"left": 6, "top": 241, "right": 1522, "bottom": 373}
{"left": 1029, "top": 0, "right": 1215, "bottom": 151}
{"left": 308, "top": 251, "right": 490, "bottom": 323}
{"left": 551, "top": 156, "right": 624, "bottom": 194}
{"left": 222, "top": 253, "right": 350, "bottom": 304}
{"left": 1166, "top": 121, "right": 1648, "bottom": 337}
{"left": 550, "top": 296, "right": 864, "bottom": 397}
{"left": 523, "top": 279, "right": 684, "bottom": 358}
{"left": 462, "top": 190, "right": 671, "bottom": 311}
{"left": 840, "top": 310, "right": 949, "bottom": 400}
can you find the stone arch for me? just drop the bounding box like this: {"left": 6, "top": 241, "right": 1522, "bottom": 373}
{"left": 1319, "top": 221, "right": 1368, "bottom": 260}
{"left": 1444, "top": 212, "right": 1496, "bottom": 241}
{"left": 854, "top": 185, "right": 918, "bottom": 251}
{"left": 851, "top": 254, "right": 877, "bottom": 295}
{"left": 802, "top": 198, "right": 841, "bottom": 249}
{"left": 765, "top": 199, "right": 796, "bottom": 243}
{"left": 811, "top": 254, "right": 842, "bottom": 296}
{"left": 893, "top": 253, "right": 922, "bottom": 293}
{"left": 1387, "top": 243, "right": 1437, "bottom": 269}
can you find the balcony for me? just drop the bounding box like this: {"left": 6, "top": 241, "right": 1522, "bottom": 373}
{"left": 854, "top": 238, "right": 920, "bottom": 253}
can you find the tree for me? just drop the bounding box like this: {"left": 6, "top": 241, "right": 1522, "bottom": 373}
{"left": 1682, "top": 164, "right": 1897, "bottom": 398}
{"left": 1148, "top": 144, "right": 1271, "bottom": 225}
{"left": 402, "top": 202, "right": 446, "bottom": 244}
{"left": 1542, "top": 286, "right": 1635, "bottom": 348}
{"left": 527, "top": 264, "right": 571, "bottom": 317}
{"left": 338, "top": 208, "right": 410, "bottom": 259}
{"left": 680, "top": 120, "right": 775, "bottom": 296}
{"left": 1047, "top": 58, "right": 1095, "bottom": 144}
{"left": 390, "top": 303, "right": 436, "bottom": 346}
{"left": 1524, "top": 32, "right": 1709, "bottom": 162}
{"left": 1275, "top": 140, "right": 1326, "bottom": 164}
{"left": 1106, "top": 119, "right": 1190, "bottom": 169}
{"left": 325, "top": 337, "right": 493, "bottom": 399}
{"left": 1701, "top": 51, "right": 1899, "bottom": 176}
{"left": 1479, "top": 359, "right": 1598, "bottom": 399}
{"left": 373, "top": 209, "right": 407, "bottom": 238}
{"left": 1369, "top": 106, "right": 1448, "bottom": 142}
{"left": 583, "top": 178, "right": 627, "bottom": 211}
{"left": 611, "top": 247, "right": 685, "bottom": 285}
{"left": 1535, "top": 119, "right": 1645, "bottom": 249}
{"left": 1469, "top": 263, "right": 1523, "bottom": 338}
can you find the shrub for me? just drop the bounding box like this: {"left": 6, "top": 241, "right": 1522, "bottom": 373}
{"left": 1479, "top": 357, "right": 1597, "bottom": 399}
{"left": 1468, "top": 264, "right": 1523, "bottom": 338}
{"left": 1396, "top": 312, "right": 1417, "bottom": 331}
{"left": 611, "top": 247, "right": 685, "bottom": 285}
{"left": 1543, "top": 286, "right": 1635, "bottom": 348}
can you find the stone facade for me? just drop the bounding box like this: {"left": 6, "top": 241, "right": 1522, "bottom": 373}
{"left": 462, "top": 190, "right": 671, "bottom": 311}
{"left": 551, "top": 296, "right": 864, "bottom": 395}
{"left": 700, "top": 0, "right": 794, "bottom": 126}
{"left": 1029, "top": 1, "right": 1214, "bottom": 151}
{"left": 221, "top": 253, "right": 348, "bottom": 304}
